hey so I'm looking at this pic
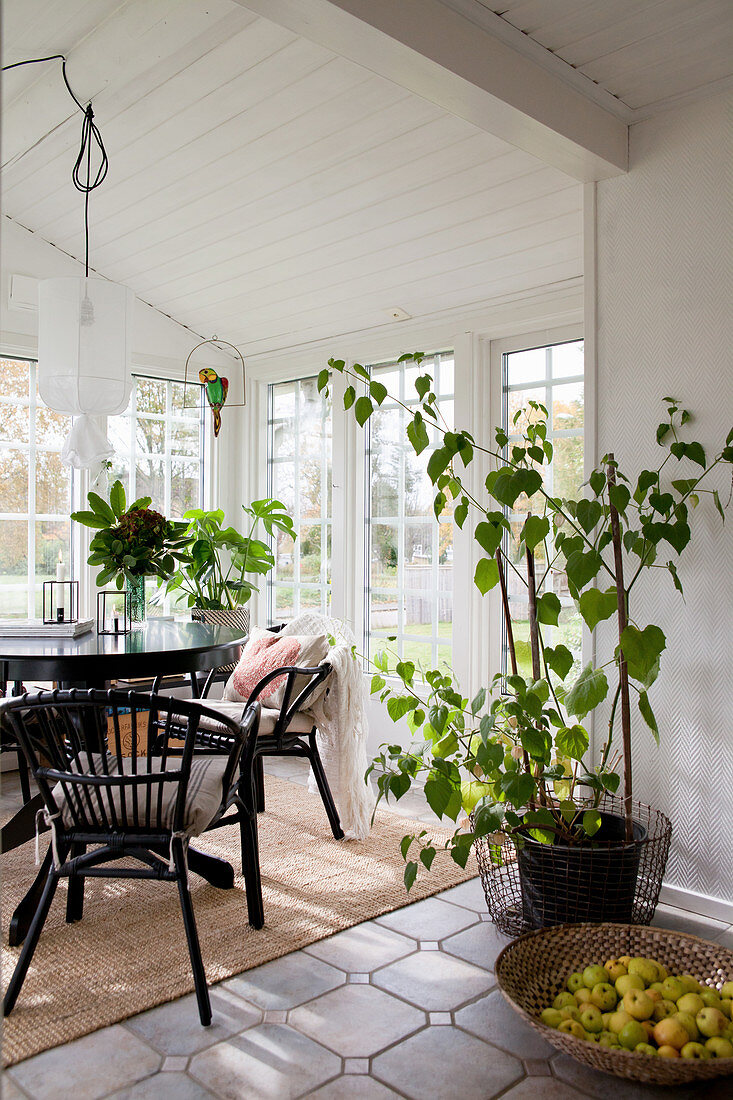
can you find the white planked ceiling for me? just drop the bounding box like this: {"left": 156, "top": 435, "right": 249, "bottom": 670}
{"left": 482, "top": 0, "right": 733, "bottom": 114}
{"left": 1, "top": 0, "right": 582, "bottom": 357}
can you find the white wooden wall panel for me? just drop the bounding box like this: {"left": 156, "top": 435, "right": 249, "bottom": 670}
{"left": 595, "top": 90, "right": 733, "bottom": 904}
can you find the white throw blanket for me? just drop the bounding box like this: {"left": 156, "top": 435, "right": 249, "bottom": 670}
{"left": 281, "top": 612, "right": 375, "bottom": 840}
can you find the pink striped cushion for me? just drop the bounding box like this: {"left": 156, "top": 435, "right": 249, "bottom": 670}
{"left": 222, "top": 627, "right": 329, "bottom": 710}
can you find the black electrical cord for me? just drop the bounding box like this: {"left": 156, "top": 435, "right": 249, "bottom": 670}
{"left": 2, "top": 54, "right": 108, "bottom": 276}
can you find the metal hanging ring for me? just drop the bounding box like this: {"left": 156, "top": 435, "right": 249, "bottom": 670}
{"left": 183, "top": 337, "right": 246, "bottom": 408}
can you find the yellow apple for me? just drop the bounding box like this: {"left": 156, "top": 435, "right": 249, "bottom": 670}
{"left": 661, "top": 977, "right": 685, "bottom": 1001}
{"left": 558, "top": 1018, "right": 586, "bottom": 1039}
{"left": 583, "top": 964, "right": 610, "bottom": 989}
{"left": 616, "top": 973, "right": 645, "bottom": 997}
{"left": 628, "top": 958, "right": 660, "bottom": 985}
{"left": 567, "top": 972, "right": 585, "bottom": 993}
{"left": 673, "top": 1011, "right": 699, "bottom": 1041}
{"left": 590, "top": 983, "right": 617, "bottom": 1011}
{"left": 622, "top": 989, "right": 655, "bottom": 1021}
{"left": 559, "top": 1006, "right": 580, "bottom": 1021}
{"left": 677, "top": 992, "right": 705, "bottom": 1016}
{"left": 678, "top": 973, "right": 702, "bottom": 994}
{"left": 604, "top": 959, "right": 628, "bottom": 982}
{"left": 700, "top": 988, "right": 721, "bottom": 1008}
{"left": 554, "top": 992, "right": 576, "bottom": 1010}
{"left": 680, "top": 1041, "right": 710, "bottom": 1060}
{"left": 618, "top": 956, "right": 632, "bottom": 967}
{"left": 657, "top": 1045, "right": 680, "bottom": 1058}
{"left": 635, "top": 1042, "right": 658, "bottom": 1056}
{"left": 720, "top": 998, "right": 732, "bottom": 1020}
{"left": 579, "top": 1005, "right": 603, "bottom": 1034}
{"left": 540, "top": 1008, "right": 563, "bottom": 1028}
{"left": 705, "top": 1036, "right": 733, "bottom": 1058}
{"left": 653, "top": 999, "right": 678, "bottom": 1022}
{"left": 574, "top": 988, "right": 593, "bottom": 1005}
{"left": 720, "top": 981, "right": 733, "bottom": 999}
{"left": 696, "top": 1007, "right": 728, "bottom": 1038}
{"left": 653, "top": 1017, "right": 689, "bottom": 1050}
{"left": 608, "top": 1009, "right": 633, "bottom": 1035}
{"left": 598, "top": 1030, "right": 620, "bottom": 1048}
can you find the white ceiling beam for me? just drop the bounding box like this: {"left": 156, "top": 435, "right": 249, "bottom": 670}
{"left": 232, "top": 0, "right": 627, "bottom": 181}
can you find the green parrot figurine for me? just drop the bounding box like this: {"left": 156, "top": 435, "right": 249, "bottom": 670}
{"left": 199, "top": 367, "right": 229, "bottom": 437}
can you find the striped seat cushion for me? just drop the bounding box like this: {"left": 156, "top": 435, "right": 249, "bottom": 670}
{"left": 197, "top": 700, "right": 314, "bottom": 737}
{"left": 51, "top": 753, "right": 230, "bottom": 837}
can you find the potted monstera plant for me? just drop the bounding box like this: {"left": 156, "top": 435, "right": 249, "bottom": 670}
{"left": 319, "top": 354, "right": 733, "bottom": 929}
{"left": 158, "top": 498, "right": 295, "bottom": 638}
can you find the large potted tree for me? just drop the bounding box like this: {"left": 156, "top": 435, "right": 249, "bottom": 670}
{"left": 319, "top": 354, "right": 732, "bottom": 929}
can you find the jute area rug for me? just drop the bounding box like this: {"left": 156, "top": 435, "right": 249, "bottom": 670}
{"left": 2, "top": 776, "right": 476, "bottom": 1067}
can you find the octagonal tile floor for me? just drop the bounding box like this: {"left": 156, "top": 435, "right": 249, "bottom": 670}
{"left": 4, "top": 761, "right": 733, "bottom": 1100}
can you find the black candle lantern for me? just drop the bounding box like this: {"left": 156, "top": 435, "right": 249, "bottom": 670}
{"left": 43, "top": 580, "right": 80, "bottom": 624}
{"left": 97, "top": 589, "right": 130, "bottom": 635}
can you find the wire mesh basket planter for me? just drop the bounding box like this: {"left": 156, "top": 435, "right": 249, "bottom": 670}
{"left": 474, "top": 796, "right": 672, "bottom": 937}
{"left": 191, "top": 606, "right": 249, "bottom": 672}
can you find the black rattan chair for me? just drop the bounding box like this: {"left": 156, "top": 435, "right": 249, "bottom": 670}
{"left": 0, "top": 688, "right": 260, "bottom": 1025}
{"left": 180, "top": 660, "right": 344, "bottom": 929}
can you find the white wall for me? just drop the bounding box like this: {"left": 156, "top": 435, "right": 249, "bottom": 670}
{"left": 595, "top": 90, "right": 733, "bottom": 912}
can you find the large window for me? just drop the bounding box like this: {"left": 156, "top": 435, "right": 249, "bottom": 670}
{"left": 501, "top": 338, "right": 584, "bottom": 676}
{"left": 0, "top": 358, "right": 74, "bottom": 618}
{"left": 366, "top": 351, "right": 454, "bottom": 668}
{"left": 267, "top": 377, "right": 332, "bottom": 622}
{"left": 108, "top": 376, "right": 204, "bottom": 519}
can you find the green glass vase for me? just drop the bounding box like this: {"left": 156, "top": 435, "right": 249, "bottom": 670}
{"left": 127, "top": 575, "right": 147, "bottom": 624}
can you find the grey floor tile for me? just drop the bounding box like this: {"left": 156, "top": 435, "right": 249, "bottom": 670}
{"left": 305, "top": 1079, "right": 403, "bottom": 1099}
{"left": 304, "top": 920, "right": 417, "bottom": 973}
{"left": 372, "top": 949, "right": 494, "bottom": 1012}
{"left": 106, "top": 1072, "right": 216, "bottom": 1099}
{"left": 1, "top": 1074, "right": 30, "bottom": 1100}
{"left": 651, "top": 904, "right": 729, "bottom": 942}
{"left": 8, "top": 1026, "right": 160, "bottom": 1100}
{"left": 435, "top": 876, "right": 488, "bottom": 913}
{"left": 223, "top": 951, "right": 345, "bottom": 1011}
{"left": 376, "top": 896, "right": 477, "bottom": 941}
{"left": 373, "top": 1024, "right": 523, "bottom": 1100}
{"left": 441, "top": 920, "right": 511, "bottom": 970}
{"left": 455, "top": 989, "right": 555, "bottom": 1060}
{"left": 123, "top": 987, "right": 260, "bottom": 1056}
{"left": 502, "top": 1080, "right": 588, "bottom": 1100}
{"left": 189, "top": 1024, "right": 340, "bottom": 1100}
{"left": 289, "top": 983, "right": 424, "bottom": 1058}
{"left": 551, "top": 1052, "right": 712, "bottom": 1100}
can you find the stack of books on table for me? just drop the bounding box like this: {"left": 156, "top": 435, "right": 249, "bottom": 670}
{"left": 0, "top": 618, "right": 95, "bottom": 639}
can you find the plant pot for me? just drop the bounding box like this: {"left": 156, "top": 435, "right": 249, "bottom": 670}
{"left": 516, "top": 811, "right": 648, "bottom": 929}
{"left": 191, "top": 606, "right": 250, "bottom": 671}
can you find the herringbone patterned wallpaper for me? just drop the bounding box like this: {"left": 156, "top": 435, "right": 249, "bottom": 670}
{"left": 596, "top": 91, "right": 733, "bottom": 903}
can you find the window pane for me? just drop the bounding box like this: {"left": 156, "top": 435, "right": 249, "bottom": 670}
{"left": 366, "top": 352, "right": 454, "bottom": 666}
{"left": 551, "top": 340, "right": 584, "bottom": 378}
{"left": 136, "top": 417, "right": 165, "bottom": 454}
{"left": 136, "top": 457, "right": 165, "bottom": 512}
{"left": 172, "top": 381, "right": 201, "bottom": 418}
{"left": 36, "top": 451, "right": 72, "bottom": 514}
{"left": 171, "top": 458, "right": 199, "bottom": 517}
{"left": 0, "top": 405, "right": 29, "bottom": 443}
{"left": 35, "top": 405, "right": 69, "bottom": 448}
{"left": 135, "top": 378, "right": 166, "bottom": 414}
{"left": 0, "top": 451, "right": 29, "bottom": 511}
{"left": 506, "top": 347, "right": 546, "bottom": 386}
{"left": 553, "top": 382, "right": 584, "bottom": 431}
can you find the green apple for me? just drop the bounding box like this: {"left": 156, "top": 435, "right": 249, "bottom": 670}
{"left": 598, "top": 1031, "right": 620, "bottom": 1048}
{"left": 601, "top": 1012, "right": 613, "bottom": 1028}
{"left": 705, "top": 1036, "right": 733, "bottom": 1058}
{"left": 673, "top": 1011, "right": 699, "bottom": 1041}
{"left": 653, "top": 1017, "right": 690, "bottom": 1050}
{"left": 559, "top": 1005, "right": 580, "bottom": 1021}
{"left": 574, "top": 988, "right": 593, "bottom": 1005}
{"left": 554, "top": 992, "right": 576, "bottom": 1010}
{"left": 590, "top": 983, "right": 617, "bottom": 1011}
{"left": 661, "top": 977, "right": 685, "bottom": 1002}
{"left": 618, "top": 1020, "right": 647, "bottom": 1050}
{"left": 652, "top": 999, "right": 678, "bottom": 1022}
{"left": 567, "top": 972, "right": 585, "bottom": 993}
{"left": 700, "top": 988, "right": 721, "bottom": 1008}
{"left": 649, "top": 982, "right": 665, "bottom": 995}
{"left": 622, "top": 989, "right": 655, "bottom": 1021}
{"left": 608, "top": 1009, "right": 633, "bottom": 1035}
{"left": 678, "top": 973, "right": 702, "bottom": 994}
{"left": 634, "top": 1042, "right": 657, "bottom": 1056}
{"left": 604, "top": 959, "right": 628, "bottom": 982}
{"left": 558, "top": 1018, "right": 586, "bottom": 1039}
{"left": 677, "top": 992, "right": 705, "bottom": 1016}
{"left": 628, "top": 958, "right": 659, "bottom": 985}
{"left": 583, "top": 964, "right": 610, "bottom": 989}
{"left": 721, "top": 981, "right": 733, "bottom": 999}
{"left": 579, "top": 1005, "right": 603, "bottom": 1034}
{"left": 616, "top": 973, "right": 645, "bottom": 997}
{"left": 680, "top": 1041, "right": 710, "bottom": 1060}
{"left": 696, "top": 1007, "right": 728, "bottom": 1038}
{"left": 540, "top": 1008, "right": 562, "bottom": 1028}
{"left": 720, "top": 998, "right": 733, "bottom": 1020}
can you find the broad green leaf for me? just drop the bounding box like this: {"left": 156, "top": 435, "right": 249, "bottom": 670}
{"left": 404, "top": 861, "right": 418, "bottom": 890}
{"left": 536, "top": 592, "right": 561, "bottom": 626}
{"left": 638, "top": 690, "right": 660, "bottom": 744}
{"left": 544, "top": 644, "right": 574, "bottom": 681}
{"left": 354, "top": 396, "right": 374, "bottom": 426}
{"left": 109, "top": 480, "right": 126, "bottom": 519}
{"left": 578, "top": 587, "right": 618, "bottom": 631}
{"left": 634, "top": 469, "right": 657, "bottom": 504}
{"left": 565, "top": 549, "right": 604, "bottom": 593}
{"left": 370, "top": 380, "right": 388, "bottom": 405}
{"left": 70, "top": 510, "right": 111, "bottom": 530}
{"left": 474, "top": 556, "right": 499, "bottom": 595}
{"left": 414, "top": 374, "right": 432, "bottom": 400}
{"left": 619, "top": 624, "right": 666, "bottom": 685}
{"left": 454, "top": 499, "right": 469, "bottom": 528}
{"left": 589, "top": 469, "right": 606, "bottom": 496}
{"left": 343, "top": 385, "right": 356, "bottom": 409}
{"left": 502, "top": 772, "right": 535, "bottom": 809}
{"left": 419, "top": 846, "right": 436, "bottom": 871}
{"left": 474, "top": 521, "right": 503, "bottom": 556}
{"left": 583, "top": 810, "right": 602, "bottom": 836}
{"left": 317, "top": 368, "right": 329, "bottom": 392}
{"left": 556, "top": 724, "right": 589, "bottom": 760}
{"left": 609, "top": 484, "right": 630, "bottom": 514}
{"left": 460, "top": 780, "right": 492, "bottom": 814}
{"left": 565, "top": 664, "right": 609, "bottom": 720}
{"left": 428, "top": 705, "right": 448, "bottom": 736}
{"left": 400, "top": 835, "right": 412, "bottom": 860}
{"left": 370, "top": 674, "right": 386, "bottom": 695}
{"left": 87, "top": 492, "right": 115, "bottom": 524}
{"left": 649, "top": 491, "right": 674, "bottom": 514}
{"left": 666, "top": 560, "right": 684, "bottom": 596}
{"left": 427, "top": 447, "right": 451, "bottom": 483}
{"left": 575, "top": 499, "right": 602, "bottom": 533}
{"left": 406, "top": 416, "right": 430, "bottom": 455}
{"left": 424, "top": 773, "right": 460, "bottom": 820}
{"left": 522, "top": 514, "right": 550, "bottom": 550}
{"left": 471, "top": 687, "right": 486, "bottom": 715}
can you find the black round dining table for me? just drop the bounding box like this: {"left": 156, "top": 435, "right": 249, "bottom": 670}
{"left": 0, "top": 619, "right": 248, "bottom": 946}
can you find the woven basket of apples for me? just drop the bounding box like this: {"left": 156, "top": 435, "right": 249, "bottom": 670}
{"left": 495, "top": 923, "right": 733, "bottom": 1084}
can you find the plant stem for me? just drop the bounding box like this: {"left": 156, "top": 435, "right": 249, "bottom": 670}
{"left": 607, "top": 456, "right": 633, "bottom": 842}
{"left": 496, "top": 550, "right": 531, "bottom": 778}
{"left": 525, "top": 540, "right": 548, "bottom": 807}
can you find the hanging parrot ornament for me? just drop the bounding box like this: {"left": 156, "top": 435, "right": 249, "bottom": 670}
{"left": 199, "top": 367, "right": 229, "bottom": 438}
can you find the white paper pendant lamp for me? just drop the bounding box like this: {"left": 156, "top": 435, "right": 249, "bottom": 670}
{"left": 38, "top": 276, "right": 135, "bottom": 469}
